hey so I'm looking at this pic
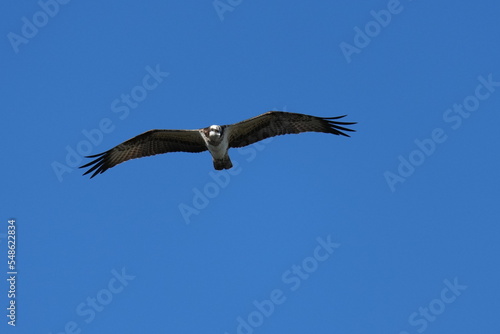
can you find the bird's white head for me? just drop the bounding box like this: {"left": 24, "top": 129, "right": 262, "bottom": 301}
{"left": 208, "top": 125, "right": 222, "bottom": 141}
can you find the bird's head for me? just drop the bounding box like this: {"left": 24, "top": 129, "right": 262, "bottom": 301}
{"left": 208, "top": 125, "right": 222, "bottom": 141}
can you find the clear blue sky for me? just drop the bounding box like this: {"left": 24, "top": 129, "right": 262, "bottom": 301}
{"left": 2, "top": 1, "right": 500, "bottom": 333}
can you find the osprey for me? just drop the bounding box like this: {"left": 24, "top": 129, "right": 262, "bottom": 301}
{"left": 80, "top": 111, "right": 356, "bottom": 178}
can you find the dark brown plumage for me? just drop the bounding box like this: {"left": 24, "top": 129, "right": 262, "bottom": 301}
{"left": 227, "top": 112, "right": 355, "bottom": 148}
{"left": 80, "top": 111, "right": 356, "bottom": 178}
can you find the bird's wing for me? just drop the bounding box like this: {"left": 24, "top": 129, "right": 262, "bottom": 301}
{"left": 80, "top": 129, "right": 207, "bottom": 178}
{"left": 227, "top": 111, "right": 356, "bottom": 148}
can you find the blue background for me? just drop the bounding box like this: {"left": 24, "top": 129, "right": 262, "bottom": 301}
{"left": 2, "top": 1, "right": 500, "bottom": 333}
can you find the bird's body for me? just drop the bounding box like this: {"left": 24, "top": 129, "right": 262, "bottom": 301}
{"left": 80, "top": 111, "right": 356, "bottom": 178}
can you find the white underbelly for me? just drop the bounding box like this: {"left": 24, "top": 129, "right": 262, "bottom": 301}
{"left": 207, "top": 142, "right": 228, "bottom": 159}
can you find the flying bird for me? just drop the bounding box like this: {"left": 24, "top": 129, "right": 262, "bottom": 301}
{"left": 80, "top": 111, "right": 356, "bottom": 178}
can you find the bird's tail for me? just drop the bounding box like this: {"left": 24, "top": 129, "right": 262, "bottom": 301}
{"left": 213, "top": 155, "right": 233, "bottom": 170}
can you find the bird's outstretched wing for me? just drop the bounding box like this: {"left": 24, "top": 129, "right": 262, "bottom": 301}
{"left": 80, "top": 129, "right": 207, "bottom": 178}
{"left": 226, "top": 111, "right": 356, "bottom": 148}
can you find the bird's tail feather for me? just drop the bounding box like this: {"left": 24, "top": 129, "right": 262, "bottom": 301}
{"left": 213, "top": 155, "right": 233, "bottom": 170}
